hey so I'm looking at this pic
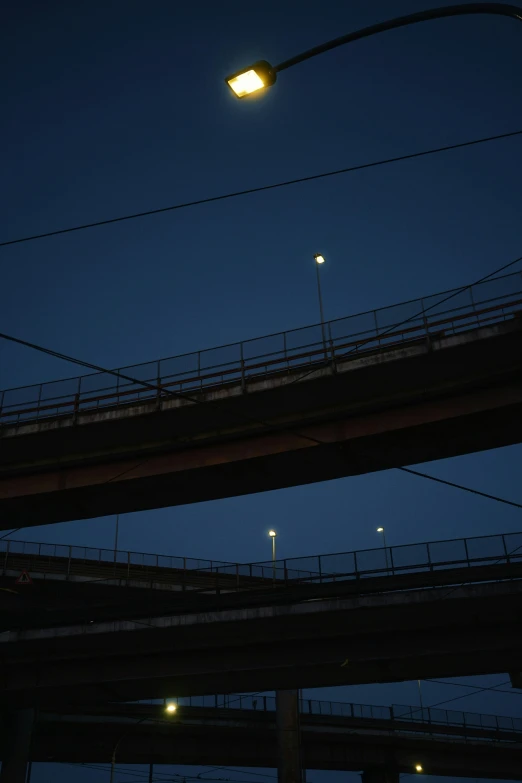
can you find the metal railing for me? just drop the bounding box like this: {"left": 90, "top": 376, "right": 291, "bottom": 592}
{"left": 197, "top": 530, "right": 522, "bottom": 587}
{"left": 0, "top": 537, "right": 235, "bottom": 578}
{"left": 2, "top": 529, "right": 522, "bottom": 591}
{"left": 167, "top": 694, "right": 522, "bottom": 737}
{"left": 1, "top": 271, "right": 521, "bottom": 425}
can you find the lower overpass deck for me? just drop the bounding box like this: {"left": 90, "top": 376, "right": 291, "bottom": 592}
{"left": 2, "top": 571, "right": 522, "bottom": 708}
{"left": 24, "top": 699, "right": 522, "bottom": 780}
{"left": 1, "top": 529, "right": 522, "bottom": 708}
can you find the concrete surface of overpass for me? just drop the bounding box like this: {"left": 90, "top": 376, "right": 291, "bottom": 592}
{"left": 1, "top": 528, "right": 522, "bottom": 708}
{"left": 1, "top": 272, "right": 521, "bottom": 527}
{"left": 18, "top": 698, "right": 522, "bottom": 780}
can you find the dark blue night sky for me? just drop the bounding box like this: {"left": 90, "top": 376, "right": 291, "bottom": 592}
{"left": 1, "top": 1, "right": 522, "bottom": 780}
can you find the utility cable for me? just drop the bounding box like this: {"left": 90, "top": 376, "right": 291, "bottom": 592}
{"left": 285, "top": 253, "right": 522, "bottom": 389}
{"left": 426, "top": 678, "right": 522, "bottom": 695}
{"left": 395, "top": 680, "right": 512, "bottom": 717}
{"left": 66, "top": 765, "right": 278, "bottom": 783}
{"left": 0, "top": 528, "right": 21, "bottom": 540}
{"left": 0, "top": 129, "right": 520, "bottom": 248}
{"left": 398, "top": 468, "right": 522, "bottom": 510}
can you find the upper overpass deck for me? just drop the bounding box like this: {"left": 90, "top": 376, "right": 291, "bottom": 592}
{"left": 2, "top": 271, "right": 521, "bottom": 427}
{"left": 1, "top": 271, "right": 521, "bottom": 526}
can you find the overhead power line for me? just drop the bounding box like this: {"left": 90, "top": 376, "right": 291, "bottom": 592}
{"left": 1, "top": 128, "right": 521, "bottom": 248}
{"left": 426, "top": 678, "right": 522, "bottom": 696}
{"left": 399, "top": 467, "right": 522, "bottom": 510}
{"left": 396, "top": 680, "right": 512, "bottom": 717}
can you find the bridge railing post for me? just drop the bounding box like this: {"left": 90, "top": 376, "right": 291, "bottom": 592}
{"left": 240, "top": 342, "right": 246, "bottom": 393}
{"left": 327, "top": 322, "right": 336, "bottom": 369}
{"left": 463, "top": 537, "right": 470, "bottom": 567}
{"left": 156, "top": 361, "right": 161, "bottom": 410}
{"left": 420, "top": 298, "right": 432, "bottom": 350}
{"left": 66, "top": 545, "right": 72, "bottom": 578}
{"left": 502, "top": 534, "right": 510, "bottom": 563}
{"left": 468, "top": 285, "right": 482, "bottom": 328}
{"left": 373, "top": 310, "right": 381, "bottom": 349}
{"left": 35, "top": 383, "right": 43, "bottom": 422}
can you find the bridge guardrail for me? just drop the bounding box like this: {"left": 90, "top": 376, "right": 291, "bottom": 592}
{"left": 2, "top": 530, "right": 522, "bottom": 592}
{"left": 197, "top": 530, "right": 522, "bottom": 587}
{"left": 1, "top": 271, "right": 521, "bottom": 425}
{"left": 165, "top": 693, "right": 522, "bottom": 737}
{"left": 0, "top": 537, "right": 234, "bottom": 578}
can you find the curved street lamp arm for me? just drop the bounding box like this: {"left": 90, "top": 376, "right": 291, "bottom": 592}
{"left": 274, "top": 3, "right": 522, "bottom": 73}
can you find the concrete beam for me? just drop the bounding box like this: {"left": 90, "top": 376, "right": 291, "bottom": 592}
{"left": 1, "top": 581, "right": 522, "bottom": 707}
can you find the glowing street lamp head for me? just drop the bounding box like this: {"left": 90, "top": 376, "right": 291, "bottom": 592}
{"left": 225, "top": 60, "right": 276, "bottom": 98}
{"left": 377, "top": 527, "right": 384, "bottom": 533}
{"left": 314, "top": 253, "right": 325, "bottom": 264}
{"left": 269, "top": 530, "right": 277, "bottom": 537}
{"left": 415, "top": 764, "right": 423, "bottom": 773}
{"left": 165, "top": 703, "right": 177, "bottom": 714}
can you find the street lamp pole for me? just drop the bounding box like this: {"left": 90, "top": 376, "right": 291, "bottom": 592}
{"left": 314, "top": 254, "right": 327, "bottom": 358}
{"left": 269, "top": 530, "right": 277, "bottom": 580}
{"left": 226, "top": 4, "right": 522, "bottom": 97}
{"left": 377, "top": 527, "right": 390, "bottom": 573}
{"left": 113, "top": 513, "right": 120, "bottom": 562}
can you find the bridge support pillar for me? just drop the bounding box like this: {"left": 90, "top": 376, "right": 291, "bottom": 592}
{"left": 276, "top": 690, "right": 302, "bottom": 783}
{"left": 0, "top": 708, "right": 35, "bottom": 783}
{"left": 361, "top": 770, "right": 399, "bottom": 783}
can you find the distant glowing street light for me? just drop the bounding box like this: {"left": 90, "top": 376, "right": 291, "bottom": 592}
{"left": 225, "top": 5, "right": 522, "bottom": 99}
{"left": 226, "top": 60, "right": 277, "bottom": 98}
{"left": 314, "top": 254, "right": 325, "bottom": 264}
{"left": 269, "top": 530, "right": 277, "bottom": 579}
{"left": 165, "top": 703, "right": 177, "bottom": 714}
{"left": 415, "top": 764, "right": 423, "bottom": 773}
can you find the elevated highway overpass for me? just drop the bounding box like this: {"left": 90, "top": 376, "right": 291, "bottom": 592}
{"left": 1, "top": 529, "right": 522, "bottom": 709}
{"left": 1, "top": 271, "right": 521, "bottom": 527}
{"left": 16, "top": 696, "right": 522, "bottom": 780}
